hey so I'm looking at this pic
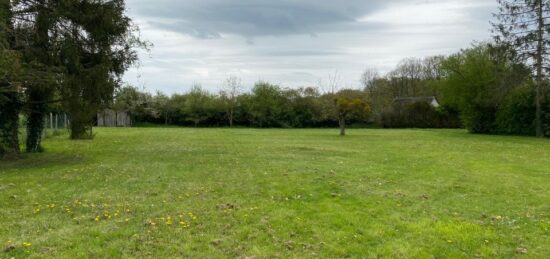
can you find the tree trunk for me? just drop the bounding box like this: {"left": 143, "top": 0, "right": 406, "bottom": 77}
{"left": 339, "top": 117, "right": 346, "bottom": 136}
{"left": 26, "top": 3, "right": 52, "bottom": 151}
{"left": 0, "top": 91, "right": 21, "bottom": 159}
{"left": 536, "top": 0, "right": 544, "bottom": 137}
{"left": 229, "top": 109, "right": 234, "bottom": 128}
{"left": 26, "top": 108, "right": 46, "bottom": 153}
{"left": 0, "top": 3, "right": 21, "bottom": 159}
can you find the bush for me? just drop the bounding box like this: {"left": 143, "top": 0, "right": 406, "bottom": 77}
{"left": 495, "top": 86, "right": 535, "bottom": 135}
{"left": 495, "top": 86, "right": 550, "bottom": 137}
{"left": 461, "top": 105, "right": 498, "bottom": 134}
{"left": 381, "top": 102, "right": 461, "bottom": 128}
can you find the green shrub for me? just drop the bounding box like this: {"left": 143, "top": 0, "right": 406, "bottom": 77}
{"left": 495, "top": 86, "right": 536, "bottom": 136}
{"left": 381, "top": 102, "right": 461, "bottom": 128}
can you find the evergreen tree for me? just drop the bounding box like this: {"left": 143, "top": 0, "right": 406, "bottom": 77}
{"left": 12, "top": 0, "right": 59, "bottom": 152}
{"left": 8, "top": 0, "right": 144, "bottom": 144}
{"left": 56, "top": 0, "right": 143, "bottom": 139}
{"left": 494, "top": 0, "right": 550, "bottom": 137}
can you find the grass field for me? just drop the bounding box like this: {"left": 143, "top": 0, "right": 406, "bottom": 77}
{"left": 1, "top": 128, "right": 550, "bottom": 258}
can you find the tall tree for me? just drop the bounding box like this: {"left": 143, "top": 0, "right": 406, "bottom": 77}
{"left": 439, "top": 44, "right": 530, "bottom": 133}
{"left": 12, "top": 0, "right": 58, "bottom": 152}
{"left": 58, "top": 0, "right": 143, "bottom": 139}
{"left": 494, "top": 0, "right": 550, "bottom": 137}
{"left": 9, "top": 0, "right": 144, "bottom": 142}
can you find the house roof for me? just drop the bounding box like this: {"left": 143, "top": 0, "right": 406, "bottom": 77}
{"left": 392, "top": 96, "right": 440, "bottom": 107}
{"left": 393, "top": 96, "right": 437, "bottom": 101}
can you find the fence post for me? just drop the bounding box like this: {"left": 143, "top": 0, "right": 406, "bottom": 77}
{"left": 50, "top": 113, "right": 53, "bottom": 129}
{"left": 55, "top": 114, "right": 58, "bottom": 130}
{"left": 65, "top": 114, "right": 68, "bottom": 129}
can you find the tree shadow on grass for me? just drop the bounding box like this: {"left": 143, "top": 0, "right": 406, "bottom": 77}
{"left": 0, "top": 152, "right": 87, "bottom": 172}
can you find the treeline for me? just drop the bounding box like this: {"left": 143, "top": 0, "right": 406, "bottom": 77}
{"left": 111, "top": 82, "right": 370, "bottom": 129}
{"left": 366, "top": 44, "right": 549, "bottom": 136}
{"left": 116, "top": 42, "right": 550, "bottom": 138}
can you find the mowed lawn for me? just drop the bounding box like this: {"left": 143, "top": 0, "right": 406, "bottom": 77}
{"left": 1, "top": 128, "right": 550, "bottom": 258}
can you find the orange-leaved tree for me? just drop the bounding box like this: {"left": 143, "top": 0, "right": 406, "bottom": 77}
{"left": 334, "top": 90, "right": 371, "bottom": 136}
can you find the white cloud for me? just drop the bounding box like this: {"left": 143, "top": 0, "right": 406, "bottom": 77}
{"left": 123, "top": 0, "right": 497, "bottom": 94}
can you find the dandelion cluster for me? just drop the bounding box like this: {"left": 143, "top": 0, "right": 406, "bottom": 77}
{"left": 31, "top": 199, "right": 135, "bottom": 224}
{"left": 146, "top": 211, "right": 198, "bottom": 229}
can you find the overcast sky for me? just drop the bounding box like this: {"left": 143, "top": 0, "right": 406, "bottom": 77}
{"left": 122, "top": 0, "right": 498, "bottom": 94}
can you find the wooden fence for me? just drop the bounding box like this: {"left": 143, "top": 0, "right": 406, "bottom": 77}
{"left": 97, "top": 109, "right": 132, "bottom": 127}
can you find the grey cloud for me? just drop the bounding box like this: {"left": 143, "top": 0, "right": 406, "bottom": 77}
{"left": 123, "top": 0, "right": 499, "bottom": 94}
{"left": 128, "top": 0, "right": 397, "bottom": 39}
{"left": 255, "top": 49, "right": 348, "bottom": 57}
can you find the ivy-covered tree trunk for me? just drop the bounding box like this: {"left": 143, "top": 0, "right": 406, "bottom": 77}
{"left": 24, "top": 3, "right": 53, "bottom": 152}
{"left": 25, "top": 87, "right": 49, "bottom": 152}
{"left": 0, "top": 90, "right": 21, "bottom": 158}
{"left": 0, "top": 0, "right": 21, "bottom": 159}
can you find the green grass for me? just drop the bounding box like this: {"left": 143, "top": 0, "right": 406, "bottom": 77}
{"left": 1, "top": 128, "right": 550, "bottom": 258}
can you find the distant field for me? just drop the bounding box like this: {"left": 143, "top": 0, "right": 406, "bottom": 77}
{"left": 1, "top": 128, "right": 550, "bottom": 258}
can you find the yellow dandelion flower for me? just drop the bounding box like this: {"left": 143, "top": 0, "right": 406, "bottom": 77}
{"left": 22, "top": 242, "right": 32, "bottom": 247}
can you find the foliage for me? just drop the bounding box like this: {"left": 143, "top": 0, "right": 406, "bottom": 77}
{"left": 219, "top": 76, "right": 243, "bottom": 127}
{"left": 56, "top": 0, "right": 144, "bottom": 139}
{"left": 113, "top": 85, "right": 153, "bottom": 123}
{"left": 495, "top": 85, "right": 536, "bottom": 135}
{"left": 495, "top": 84, "right": 550, "bottom": 136}
{"left": 438, "top": 44, "right": 531, "bottom": 134}
{"left": 0, "top": 0, "right": 21, "bottom": 158}
{"left": 493, "top": 0, "right": 550, "bottom": 137}
{"left": 2, "top": 0, "right": 144, "bottom": 147}
{"left": 361, "top": 56, "right": 445, "bottom": 124}
{"left": 244, "top": 82, "right": 290, "bottom": 127}
{"left": 118, "top": 83, "right": 373, "bottom": 129}
{"left": 181, "top": 85, "right": 223, "bottom": 127}
{"left": 381, "top": 103, "right": 461, "bottom": 129}
{"left": 333, "top": 89, "right": 371, "bottom": 136}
